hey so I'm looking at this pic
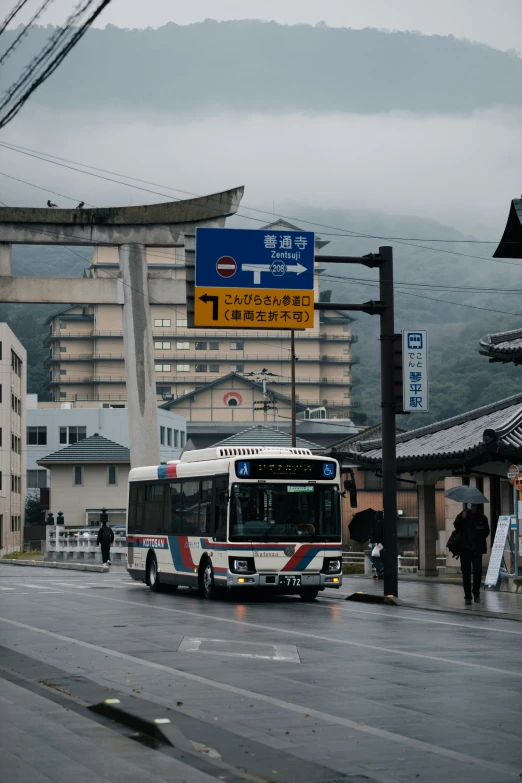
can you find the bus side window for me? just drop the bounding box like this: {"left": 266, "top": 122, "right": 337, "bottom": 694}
{"left": 128, "top": 484, "right": 145, "bottom": 534}
{"left": 181, "top": 481, "right": 200, "bottom": 535}
{"left": 213, "top": 476, "right": 228, "bottom": 542}
{"left": 170, "top": 481, "right": 182, "bottom": 535}
{"left": 143, "top": 484, "right": 165, "bottom": 535}
{"left": 199, "top": 480, "right": 213, "bottom": 536}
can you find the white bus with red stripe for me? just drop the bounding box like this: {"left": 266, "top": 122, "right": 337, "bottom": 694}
{"left": 126, "top": 446, "right": 342, "bottom": 600}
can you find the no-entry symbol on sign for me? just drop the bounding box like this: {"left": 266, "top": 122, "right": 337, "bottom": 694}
{"left": 216, "top": 256, "right": 237, "bottom": 278}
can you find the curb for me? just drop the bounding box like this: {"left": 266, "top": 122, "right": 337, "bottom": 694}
{"left": 0, "top": 559, "right": 109, "bottom": 573}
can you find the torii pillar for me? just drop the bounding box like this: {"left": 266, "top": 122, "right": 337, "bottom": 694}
{"left": 0, "top": 188, "right": 244, "bottom": 467}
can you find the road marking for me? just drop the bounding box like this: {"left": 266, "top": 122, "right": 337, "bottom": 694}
{"left": 0, "top": 614, "right": 518, "bottom": 779}
{"left": 39, "top": 591, "right": 522, "bottom": 678}
{"left": 0, "top": 587, "right": 15, "bottom": 591}
{"left": 178, "top": 637, "right": 300, "bottom": 663}
{"left": 11, "top": 583, "right": 59, "bottom": 590}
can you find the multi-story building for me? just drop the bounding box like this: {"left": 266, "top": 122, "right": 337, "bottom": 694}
{"left": 43, "top": 221, "right": 358, "bottom": 419}
{"left": 0, "top": 324, "right": 27, "bottom": 555}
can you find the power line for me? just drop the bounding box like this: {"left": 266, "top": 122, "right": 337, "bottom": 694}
{"left": 0, "top": 0, "right": 114, "bottom": 129}
{"left": 0, "top": 170, "right": 95, "bottom": 206}
{"left": 0, "top": 140, "right": 515, "bottom": 256}
{"left": 0, "top": 0, "right": 56, "bottom": 66}
{"left": 0, "top": 0, "right": 31, "bottom": 36}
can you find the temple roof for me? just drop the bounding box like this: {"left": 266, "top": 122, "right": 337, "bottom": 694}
{"left": 493, "top": 198, "right": 522, "bottom": 259}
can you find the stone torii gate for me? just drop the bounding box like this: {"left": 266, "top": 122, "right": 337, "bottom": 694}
{"left": 0, "top": 187, "right": 244, "bottom": 467}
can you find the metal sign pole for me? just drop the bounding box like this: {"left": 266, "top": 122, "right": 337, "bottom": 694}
{"left": 378, "top": 247, "right": 398, "bottom": 598}
{"left": 291, "top": 330, "right": 297, "bottom": 447}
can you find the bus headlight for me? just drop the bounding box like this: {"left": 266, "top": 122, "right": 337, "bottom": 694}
{"left": 328, "top": 559, "right": 341, "bottom": 572}
{"left": 234, "top": 560, "right": 249, "bottom": 572}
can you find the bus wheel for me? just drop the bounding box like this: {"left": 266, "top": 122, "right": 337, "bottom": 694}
{"left": 299, "top": 588, "right": 319, "bottom": 601}
{"left": 200, "top": 559, "right": 217, "bottom": 600}
{"left": 147, "top": 554, "right": 161, "bottom": 593}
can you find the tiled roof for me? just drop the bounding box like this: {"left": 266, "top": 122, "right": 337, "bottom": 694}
{"left": 330, "top": 423, "right": 406, "bottom": 452}
{"left": 159, "top": 372, "right": 308, "bottom": 411}
{"left": 213, "top": 425, "right": 323, "bottom": 451}
{"left": 494, "top": 198, "right": 522, "bottom": 259}
{"left": 479, "top": 328, "right": 522, "bottom": 364}
{"left": 38, "top": 434, "right": 130, "bottom": 464}
{"left": 341, "top": 392, "right": 522, "bottom": 468}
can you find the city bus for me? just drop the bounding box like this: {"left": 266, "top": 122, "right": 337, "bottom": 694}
{"left": 126, "top": 446, "right": 342, "bottom": 600}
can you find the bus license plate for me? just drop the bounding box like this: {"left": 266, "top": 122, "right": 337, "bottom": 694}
{"left": 279, "top": 575, "right": 301, "bottom": 587}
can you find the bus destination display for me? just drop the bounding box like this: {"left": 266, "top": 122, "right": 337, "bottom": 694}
{"left": 235, "top": 459, "right": 337, "bottom": 480}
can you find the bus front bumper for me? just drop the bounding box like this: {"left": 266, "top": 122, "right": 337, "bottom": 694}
{"left": 225, "top": 572, "right": 342, "bottom": 589}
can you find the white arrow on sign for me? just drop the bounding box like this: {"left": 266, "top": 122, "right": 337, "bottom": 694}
{"left": 241, "top": 262, "right": 307, "bottom": 285}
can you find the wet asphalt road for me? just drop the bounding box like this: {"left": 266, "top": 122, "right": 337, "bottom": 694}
{"left": 0, "top": 564, "right": 521, "bottom": 783}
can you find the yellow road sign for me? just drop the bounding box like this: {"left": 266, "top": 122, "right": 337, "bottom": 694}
{"left": 194, "top": 286, "right": 315, "bottom": 329}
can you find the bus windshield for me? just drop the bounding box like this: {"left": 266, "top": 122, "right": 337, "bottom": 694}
{"left": 229, "top": 483, "right": 341, "bottom": 542}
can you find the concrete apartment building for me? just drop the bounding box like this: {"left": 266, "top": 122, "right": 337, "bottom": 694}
{"left": 0, "top": 324, "right": 27, "bottom": 555}
{"left": 43, "top": 222, "right": 358, "bottom": 419}
{"left": 26, "top": 397, "right": 186, "bottom": 506}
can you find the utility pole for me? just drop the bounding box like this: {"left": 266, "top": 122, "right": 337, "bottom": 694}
{"left": 291, "top": 330, "right": 296, "bottom": 447}
{"left": 313, "top": 248, "right": 398, "bottom": 597}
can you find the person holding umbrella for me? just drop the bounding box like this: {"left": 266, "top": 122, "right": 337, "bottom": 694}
{"left": 446, "top": 485, "right": 490, "bottom": 605}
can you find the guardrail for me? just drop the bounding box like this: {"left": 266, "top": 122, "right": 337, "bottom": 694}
{"left": 45, "top": 526, "right": 126, "bottom": 564}
{"left": 343, "top": 551, "right": 447, "bottom": 574}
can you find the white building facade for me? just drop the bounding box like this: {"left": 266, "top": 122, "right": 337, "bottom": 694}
{"left": 0, "top": 324, "right": 27, "bottom": 555}
{"left": 26, "top": 399, "right": 186, "bottom": 497}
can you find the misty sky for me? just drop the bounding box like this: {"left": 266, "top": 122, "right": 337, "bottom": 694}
{"left": 12, "top": 0, "right": 522, "bottom": 53}
{"left": 2, "top": 1, "right": 522, "bottom": 240}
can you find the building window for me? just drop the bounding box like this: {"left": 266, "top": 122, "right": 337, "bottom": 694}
{"left": 156, "top": 385, "right": 171, "bottom": 397}
{"left": 60, "top": 322, "right": 66, "bottom": 329}
{"left": 160, "top": 426, "right": 165, "bottom": 445}
{"left": 209, "top": 364, "right": 219, "bottom": 373}
{"left": 343, "top": 349, "right": 350, "bottom": 355}
{"left": 60, "top": 369, "right": 67, "bottom": 376}
{"left": 228, "top": 398, "right": 238, "bottom": 406}
{"left": 60, "top": 392, "right": 67, "bottom": 399}
{"left": 344, "top": 370, "right": 351, "bottom": 377}
{"left": 176, "top": 342, "right": 189, "bottom": 350}
{"left": 27, "top": 470, "right": 47, "bottom": 489}
{"left": 176, "top": 319, "right": 187, "bottom": 328}
{"left": 230, "top": 342, "right": 244, "bottom": 350}
{"left": 176, "top": 364, "right": 189, "bottom": 372}
{"left": 60, "top": 426, "right": 87, "bottom": 445}
{"left": 343, "top": 325, "right": 350, "bottom": 332}
{"left": 167, "top": 428, "right": 172, "bottom": 447}
{"left": 154, "top": 319, "right": 171, "bottom": 327}
{"left": 209, "top": 342, "right": 219, "bottom": 350}
{"left": 60, "top": 346, "right": 66, "bottom": 352}
{"left": 344, "top": 393, "right": 350, "bottom": 399}
{"left": 107, "top": 465, "right": 117, "bottom": 486}
{"left": 73, "top": 466, "right": 83, "bottom": 486}
{"left": 154, "top": 341, "right": 171, "bottom": 350}
{"left": 180, "top": 431, "right": 186, "bottom": 448}
{"left": 155, "top": 364, "right": 171, "bottom": 372}
{"left": 232, "top": 364, "right": 244, "bottom": 372}
{"left": 173, "top": 429, "right": 179, "bottom": 448}
{"left": 11, "top": 350, "right": 22, "bottom": 377}
{"left": 195, "top": 364, "right": 207, "bottom": 373}
{"left": 27, "top": 426, "right": 47, "bottom": 446}
{"left": 195, "top": 342, "right": 207, "bottom": 351}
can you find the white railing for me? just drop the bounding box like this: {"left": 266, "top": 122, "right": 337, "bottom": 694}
{"left": 45, "top": 526, "right": 126, "bottom": 564}
{"left": 342, "top": 551, "right": 447, "bottom": 574}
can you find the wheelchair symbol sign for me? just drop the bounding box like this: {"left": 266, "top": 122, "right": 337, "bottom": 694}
{"left": 322, "top": 463, "right": 335, "bottom": 478}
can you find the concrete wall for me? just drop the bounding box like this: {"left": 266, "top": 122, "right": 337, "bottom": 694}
{"left": 0, "top": 324, "right": 27, "bottom": 555}
{"left": 46, "top": 463, "right": 130, "bottom": 527}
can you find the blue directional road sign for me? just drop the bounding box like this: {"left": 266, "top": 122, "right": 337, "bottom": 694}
{"left": 196, "top": 228, "right": 315, "bottom": 290}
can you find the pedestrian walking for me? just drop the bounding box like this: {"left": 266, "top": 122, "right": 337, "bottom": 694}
{"left": 369, "top": 510, "right": 384, "bottom": 580}
{"left": 453, "top": 504, "right": 490, "bottom": 605}
{"left": 97, "top": 516, "right": 114, "bottom": 566}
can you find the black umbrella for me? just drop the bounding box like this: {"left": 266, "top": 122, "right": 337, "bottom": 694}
{"left": 348, "top": 508, "right": 377, "bottom": 544}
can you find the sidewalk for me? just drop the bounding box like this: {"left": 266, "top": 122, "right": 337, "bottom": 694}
{"left": 337, "top": 574, "right": 522, "bottom": 621}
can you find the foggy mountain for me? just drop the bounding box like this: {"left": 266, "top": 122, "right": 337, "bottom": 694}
{"left": 2, "top": 20, "right": 522, "bottom": 115}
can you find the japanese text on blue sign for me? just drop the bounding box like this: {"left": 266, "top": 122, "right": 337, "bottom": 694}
{"left": 402, "top": 330, "right": 429, "bottom": 412}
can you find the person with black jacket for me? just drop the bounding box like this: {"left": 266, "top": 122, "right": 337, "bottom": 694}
{"left": 96, "top": 519, "right": 114, "bottom": 566}
{"left": 453, "top": 504, "right": 490, "bottom": 605}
